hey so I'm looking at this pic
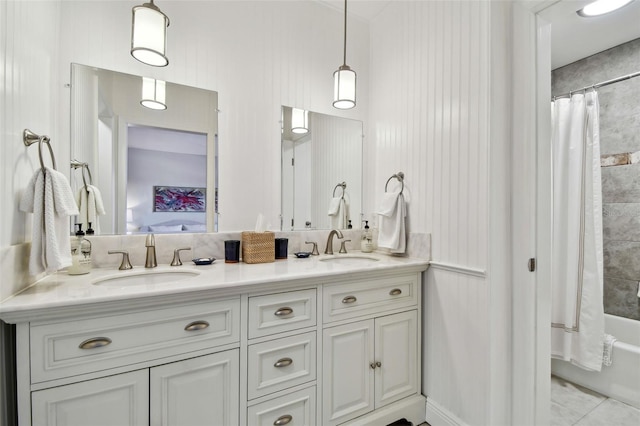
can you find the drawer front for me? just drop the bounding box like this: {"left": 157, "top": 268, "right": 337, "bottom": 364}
{"left": 247, "top": 331, "right": 316, "bottom": 400}
{"left": 248, "top": 289, "right": 316, "bottom": 339}
{"left": 30, "top": 298, "right": 240, "bottom": 384}
{"left": 323, "top": 274, "right": 418, "bottom": 323}
{"left": 247, "top": 386, "right": 316, "bottom": 426}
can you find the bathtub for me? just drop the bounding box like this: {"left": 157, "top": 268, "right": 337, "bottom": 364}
{"left": 551, "top": 314, "right": 640, "bottom": 409}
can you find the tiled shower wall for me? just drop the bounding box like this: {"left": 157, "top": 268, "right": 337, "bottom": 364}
{"left": 552, "top": 38, "right": 640, "bottom": 321}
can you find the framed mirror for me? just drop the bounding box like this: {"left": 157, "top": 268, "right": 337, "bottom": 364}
{"left": 70, "top": 63, "right": 218, "bottom": 235}
{"left": 281, "top": 106, "right": 363, "bottom": 231}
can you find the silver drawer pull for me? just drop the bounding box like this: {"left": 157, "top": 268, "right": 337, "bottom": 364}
{"left": 79, "top": 337, "right": 112, "bottom": 350}
{"left": 342, "top": 295, "right": 357, "bottom": 304}
{"left": 274, "top": 357, "right": 293, "bottom": 368}
{"left": 389, "top": 288, "right": 402, "bottom": 296}
{"left": 184, "top": 320, "right": 210, "bottom": 331}
{"left": 274, "top": 307, "right": 293, "bottom": 317}
{"left": 274, "top": 415, "right": 292, "bottom": 425}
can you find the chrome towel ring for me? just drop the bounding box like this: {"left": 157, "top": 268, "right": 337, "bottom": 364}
{"left": 24, "top": 129, "right": 56, "bottom": 171}
{"left": 384, "top": 171, "right": 404, "bottom": 194}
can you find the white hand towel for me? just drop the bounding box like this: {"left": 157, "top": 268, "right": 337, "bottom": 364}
{"left": 328, "top": 197, "right": 342, "bottom": 215}
{"left": 20, "top": 167, "right": 79, "bottom": 275}
{"left": 376, "top": 192, "right": 407, "bottom": 253}
{"left": 77, "top": 185, "right": 106, "bottom": 233}
{"left": 329, "top": 198, "right": 349, "bottom": 229}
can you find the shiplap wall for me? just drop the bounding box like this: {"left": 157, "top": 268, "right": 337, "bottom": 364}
{"left": 55, "top": 0, "right": 369, "bottom": 232}
{"left": 369, "top": 1, "right": 494, "bottom": 424}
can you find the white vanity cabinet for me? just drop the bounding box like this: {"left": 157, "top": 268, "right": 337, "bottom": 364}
{"left": 5, "top": 258, "right": 428, "bottom": 426}
{"left": 322, "top": 275, "right": 420, "bottom": 426}
{"left": 20, "top": 297, "right": 241, "bottom": 426}
{"left": 245, "top": 289, "right": 318, "bottom": 425}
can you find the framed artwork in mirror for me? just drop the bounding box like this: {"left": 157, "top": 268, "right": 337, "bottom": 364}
{"left": 153, "top": 186, "right": 206, "bottom": 212}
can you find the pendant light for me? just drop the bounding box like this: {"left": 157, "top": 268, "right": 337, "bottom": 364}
{"left": 141, "top": 77, "right": 167, "bottom": 110}
{"left": 333, "top": 0, "right": 356, "bottom": 109}
{"left": 131, "top": 0, "right": 170, "bottom": 67}
{"left": 291, "top": 108, "right": 309, "bottom": 134}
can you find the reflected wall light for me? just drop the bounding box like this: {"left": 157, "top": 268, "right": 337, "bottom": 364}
{"left": 333, "top": 0, "right": 356, "bottom": 109}
{"left": 131, "top": 0, "right": 170, "bottom": 67}
{"left": 141, "top": 77, "right": 167, "bottom": 110}
{"left": 577, "top": 0, "right": 634, "bottom": 17}
{"left": 291, "top": 108, "right": 309, "bottom": 134}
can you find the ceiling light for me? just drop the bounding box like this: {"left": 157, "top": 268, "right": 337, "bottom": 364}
{"left": 577, "top": 0, "right": 634, "bottom": 17}
{"left": 291, "top": 108, "right": 309, "bottom": 134}
{"left": 333, "top": 0, "right": 356, "bottom": 109}
{"left": 141, "top": 77, "right": 167, "bottom": 110}
{"left": 131, "top": 0, "right": 170, "bottom": 67}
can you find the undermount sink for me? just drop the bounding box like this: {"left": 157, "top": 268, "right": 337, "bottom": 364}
{"left": 93, "top": 270, "right": 200, "bottom": 287}
{"left": 319, "top": 255, "right": 380, "bottom": 265}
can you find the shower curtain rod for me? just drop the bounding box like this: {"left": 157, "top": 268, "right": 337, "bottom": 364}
{"left": 553, "top": 70, "right": 640, "bottom": 100}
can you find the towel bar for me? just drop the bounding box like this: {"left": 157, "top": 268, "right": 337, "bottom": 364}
{"left": 23, "top": 129, "right": 56, "bottom": 171}
{"left": 384, "top": 171, "right": 404, "bottom": 194}
{"left": 332, "top": 181, "right": 347, "bottom": 198}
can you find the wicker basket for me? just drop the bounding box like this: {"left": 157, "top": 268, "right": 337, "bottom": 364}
{"left": 241, "top": 231, "right": 275, "bottom": 264}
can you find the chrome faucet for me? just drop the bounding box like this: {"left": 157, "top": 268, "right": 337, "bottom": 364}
{"left": 324, "top": 229, "right": 344, "bottom": 255}
{"left": 145, "top": 234, "right": 157, "bottom": 268}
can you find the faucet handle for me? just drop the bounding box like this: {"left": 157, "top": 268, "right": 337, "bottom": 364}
{"left": 108, "top": 250, "right": 133, "bottom": 270}
{"left": 305, "top": 241, "right": 320, "bottom": 256}
{"left": 171, "top": 247, "right": 192, "bottom": 266}
{"left": 339, "top": 240, "right": 351, "bottom": 254}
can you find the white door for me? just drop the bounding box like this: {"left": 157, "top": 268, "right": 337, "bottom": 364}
{"left": 374, "top": 311, "right": 418, "bottom": 408}
{"left": 150, "top": 349, "right": 239, "bottom": 426}
{"left": 322, "top": 319, "right": 375, "bottom": 425}
{"left": 31, "top": 369, "right": 149, "bottom": 426}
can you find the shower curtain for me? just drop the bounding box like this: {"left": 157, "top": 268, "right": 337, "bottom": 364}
{"left": 551, "top": 91, "right": 605, "bottom": 372}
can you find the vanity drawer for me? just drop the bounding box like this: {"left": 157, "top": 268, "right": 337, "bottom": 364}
{"left": 248, "top": 289, "right": 316, "bottom": 339}
{"left": 30, "top": 298, "right": 240, "bottom": 384}
{"left": 247, "top": 331, "right": 316, "bottom": 400}
{"left": 247, "top": 386, "right": 316, "bottom": 426}
{"left": 323, "top": 274, "right": 418, "bottom": 323}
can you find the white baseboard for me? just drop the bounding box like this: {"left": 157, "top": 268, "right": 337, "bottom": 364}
{"left": 425, "top": 398, "right": 467, "bottom": 426}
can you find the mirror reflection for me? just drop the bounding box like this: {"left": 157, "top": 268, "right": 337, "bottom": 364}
{"left": 281, "top": 106, "right": 363, "bottom": 231}
{"left": 70, "top": 63, "right": 218, "bottom": 235}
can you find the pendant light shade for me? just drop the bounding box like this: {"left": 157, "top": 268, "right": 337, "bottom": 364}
{"left": 141, "top": 77, "right": 167, "bottom": 110}
{"left": 131, "top": 0, "right": 170, "bottom": 67}
{"left": 333, "top": 0, "right": 356, "bottom": 109}
{"left": 291, "top": 108, "right": 309, "bottom": 134}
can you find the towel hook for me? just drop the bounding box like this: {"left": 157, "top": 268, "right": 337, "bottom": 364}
{"left": 384, "top": 171, "right": 404, "bottom": 194}
{"left": 24, "top": 129, "right": 56, "bottom": 171}
{"left": 333, "top": 181, "right": 346, "bottom": 199}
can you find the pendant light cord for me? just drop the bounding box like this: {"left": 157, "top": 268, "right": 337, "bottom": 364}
{"left": 343, "top": 0, "right": 348, "bottom": 66}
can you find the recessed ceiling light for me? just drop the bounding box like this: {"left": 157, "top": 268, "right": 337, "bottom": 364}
{"left": 577, "top": 0, "right": 635, "bottom": 17}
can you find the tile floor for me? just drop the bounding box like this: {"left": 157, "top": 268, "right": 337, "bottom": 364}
{"left": 551, "top": 375, "right": 640, "bottom": 426}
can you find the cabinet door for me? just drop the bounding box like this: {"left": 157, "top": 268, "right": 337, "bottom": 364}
{"left": 150, "top": 349, "right": 239, "bottom": 426}
{"left": 31, "top": 369, "right": 149, "bottom": 426}
{"left": 374, "top": 310, "right": 418, "bottom": 408}
{"left": 322, "top": 320, "right": 374, "bottom": 426}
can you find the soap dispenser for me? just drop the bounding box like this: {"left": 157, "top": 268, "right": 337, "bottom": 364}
{"left": 361, "top": 220, "right": 373, "bottom": 253}
{"left": 69, "top": 224, "right": 92, "bottom": 275}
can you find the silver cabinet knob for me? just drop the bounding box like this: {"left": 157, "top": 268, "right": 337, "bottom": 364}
{"left": 389, "top": 288, "right": 402, "bottom": 296}
{"left": 184, "top": 320, "right": 210, "bottom": 331}
{"left": 79, "top": 337, "right": 112, "bottom": 350}
{"left": 274, "top": 307, "right": 293, "bottom": 317}
{"left": 342, "top": 295, "right": 357, "bottom": 304}
{"left": 274, "top": 415, "right": 292, "bottom": 425}
{"left": 274, "top": 357, "right": 293, "bottom": 368}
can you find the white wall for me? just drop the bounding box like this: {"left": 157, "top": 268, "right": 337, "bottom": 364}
{"left": 56, "top": 0, "right": 370, "bottom": 232}
{"left": 368, "top": 1, "right": 511, "bottom": 424}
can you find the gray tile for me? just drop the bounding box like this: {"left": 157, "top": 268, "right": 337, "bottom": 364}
{"left": 603, "top": 203, "right": 640, "bottom": 242}
{"left": 603, "top": 240, "right": 640, "bottom": 281}
{"left": 551, "top": 400, "right": 585, "bottom": 426}
{"left": 603, "top": 277, "right": 640, "bottom": 320}
{"left": 601, "top": 164, "right": 640, "bottom": 203}
{"left": 551, "top": 375, "right": 606, "bottom": 417}
{"left": 574, "top": 398, "right": 640, "bottom": 426}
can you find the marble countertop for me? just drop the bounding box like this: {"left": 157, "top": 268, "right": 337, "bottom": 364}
{"left": 0, "top": 251, "right": 429, "bottom": 323}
